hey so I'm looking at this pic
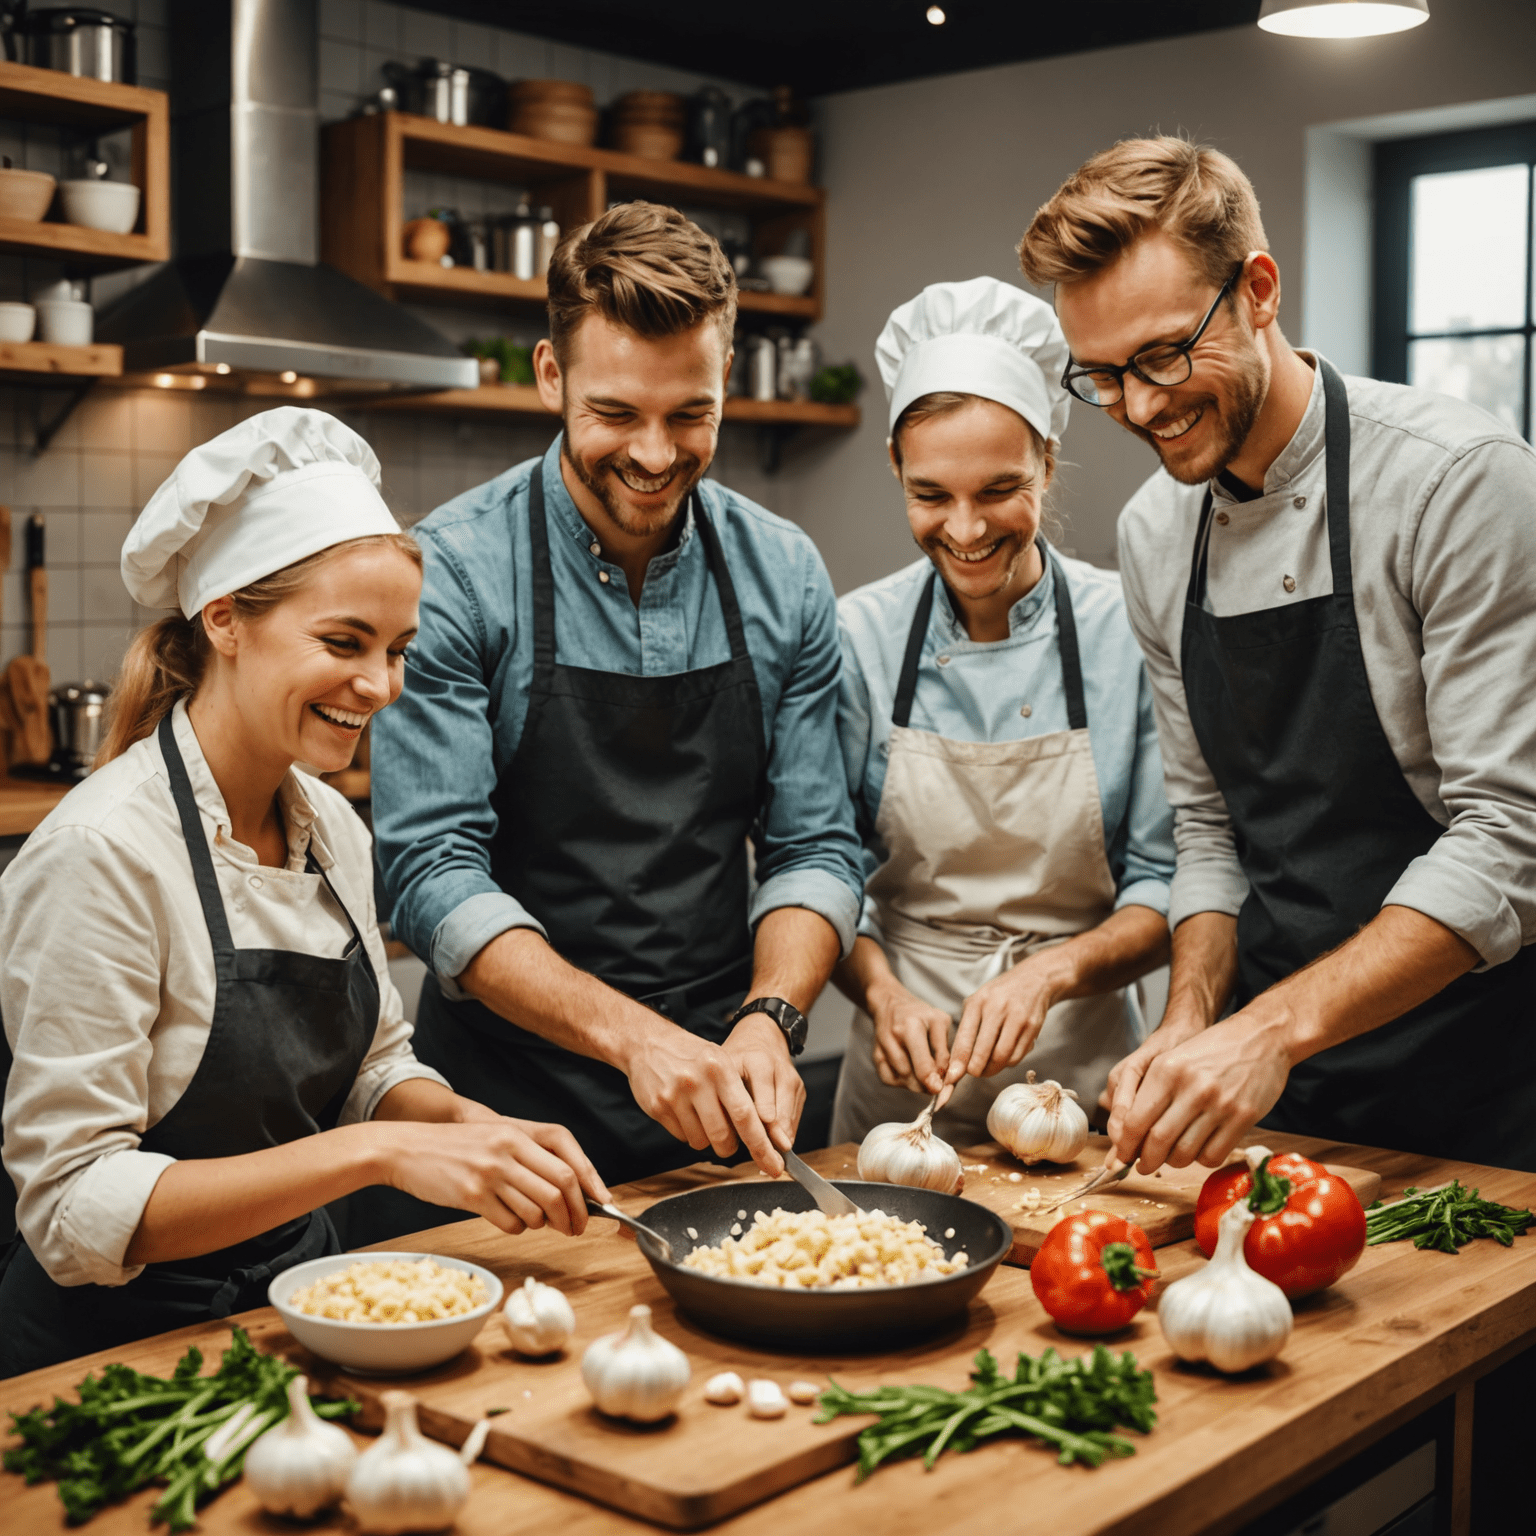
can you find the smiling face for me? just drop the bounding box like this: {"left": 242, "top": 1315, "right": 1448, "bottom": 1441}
{"left": 535, "top": 313, "right": 729, "bottom": 541}
{"left": 1055, "top": 230, "right": 1271, "bottom": 486}
{"left": 896, "top": 397, "right": 1052, "bottom": 623}
{"left": 202, "top": 541, "right": 421, "bottom": 777}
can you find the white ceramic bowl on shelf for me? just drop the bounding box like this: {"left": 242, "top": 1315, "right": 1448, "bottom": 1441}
{"left": 758, "top": 255, "right": 814, "bottom": 297}
{"left": 0, "top": 303, "right": 36, "bottom": 343}
{"left": 269, "top": 1251, "right": 504, "bottom": 1375}
{"left": 58, "top": 179, "right": 140, "bottom": 235}
{"left": 34, "top": 299, "right": 93, "bottom": 346}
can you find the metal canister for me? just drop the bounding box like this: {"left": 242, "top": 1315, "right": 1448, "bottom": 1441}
{"left": 749, "top": 335, "right": 778, "bottom": 401}
{"left": 23, "top": 9, "right": 134, "bottom": 84}
{"left": 48, "top": 680, "right": 110, "bottom": 778}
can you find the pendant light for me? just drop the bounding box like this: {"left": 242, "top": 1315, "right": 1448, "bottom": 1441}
{"left": 1258, "top": 0, "right": 1429, "bottom": 36}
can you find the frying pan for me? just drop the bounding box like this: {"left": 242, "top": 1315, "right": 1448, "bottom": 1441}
{"left": 633, "top": 1180, "right": 1012, "bottom": 1352}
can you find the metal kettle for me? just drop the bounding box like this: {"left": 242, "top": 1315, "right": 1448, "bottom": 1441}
{"left": 49, "top": 680, "right": 110, "bottom": 780}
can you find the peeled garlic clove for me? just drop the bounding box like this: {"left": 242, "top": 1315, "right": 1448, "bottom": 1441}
{"left": 346, "top": 1391, "right": 469, "bottom": 1535}
{"left": 856, "top": 1103, "right": 963, "bottom": 1193}
{"left": 582, "top": 1304, "right": 691, "bottom": 1423}
{"left": 747, "top": 1380, "right": 788, "bottom": 1419}
{"left": 243, "top": 1375, "right": 357, "bottom": 1519}
{"left": 704, "top": 1371, "right": 745, "bottom": 1405}
{"left": 786, "top": 1380, "right": 820, "bottom": 1406}
{"left": 502, "top": 1275, "right": 576, "bottom": 1356}
{"left": 986, "top": 1070, "right": 1090, "bottom": 1166}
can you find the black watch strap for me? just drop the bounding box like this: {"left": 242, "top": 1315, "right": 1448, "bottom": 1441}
{"left": 728, "top": 996, "right": 808, "bottom": 1057}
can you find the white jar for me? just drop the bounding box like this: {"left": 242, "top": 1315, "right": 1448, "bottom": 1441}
{"left": 35, "top": 299, "right": 94, "bottom": 346}
{"left": 0, "top": 302, "right": 36, "bottom": 343}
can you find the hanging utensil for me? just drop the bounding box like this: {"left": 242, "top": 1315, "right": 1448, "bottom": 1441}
{"left": 6, "top": 515, "right": 51, "bottom": 767}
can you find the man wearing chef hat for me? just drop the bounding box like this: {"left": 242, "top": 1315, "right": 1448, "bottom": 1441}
{"left": 369, "top": 203, "right": 864, "bottom": 1194}
{"left": 829, "top": 277, "right": 1175, "bottom": 1148}
{"left": 1019, "top": 137, "right": 1536, "bottom": 1174}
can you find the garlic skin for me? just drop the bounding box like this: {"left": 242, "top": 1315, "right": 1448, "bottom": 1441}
{"left": 346, "top": 1391, "right": 470, "bottom": 1535}
{"left": 704, "top": 1371, "right": 744, "bottom": 1405}
{"left": 243, "top": 1374, "right": 357, "bottom": 1519}
{"left": 747, "top": 1380, "right": 788, "bottom": 1419}
{"left": 502, "top": 1276, "right": 575, "bottom": 1356}
{"left": 986, "top": 1071, "right": 1089, "bottom": 1165}
{"left": 1158, "top": 1200, "right": 1293, "bottom": 1373}
{"left": 582, "top": 1304, "right": 690, "bottom": 1423}
{"left": 857, "top": 1103, "right": 963, "bottom": 1193}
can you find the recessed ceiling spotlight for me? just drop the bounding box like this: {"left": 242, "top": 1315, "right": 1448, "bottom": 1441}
{"left": 926, "top": 5, "right": 945, "bottom": 23}
{"left": 280, "top": 370, "right": 298, "bottom": 383}
{"left": 215, "top": 362, "right": 231, "bottom": 374}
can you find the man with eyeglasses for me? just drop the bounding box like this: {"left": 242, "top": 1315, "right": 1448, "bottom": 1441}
{"left": 1019, "top": 137, "right": 1536, "bottom": 1176}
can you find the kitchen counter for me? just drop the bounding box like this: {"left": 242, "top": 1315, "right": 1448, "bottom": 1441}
{"left": 4, "top": 1135, "right": 1533, "bottom": 1536}
{"left": 0, "top": 774, "right": 69, "bottom": 837}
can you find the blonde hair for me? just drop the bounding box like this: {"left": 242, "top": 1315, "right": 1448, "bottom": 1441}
{"left": 98, "top": 533, "right": 421, "bottom": 766}
{"left": 891, "top": 391, "right": 1052, "bottom": 470}
{"left": 546, "top": 201, "right": 737, "bottom": 365}
{"left": 1018, "top": 136, "right": 1268, "bottom": 291}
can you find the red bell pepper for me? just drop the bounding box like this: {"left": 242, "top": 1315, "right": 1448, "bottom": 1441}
{"left": 1195, "top": 1145, "right": 1366, "bottom": 1298}
{"left": 1030, "top": 1209, "right": 1159, "bottom": 1334}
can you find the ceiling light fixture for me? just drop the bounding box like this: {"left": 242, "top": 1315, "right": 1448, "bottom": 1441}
{"left": 1258, "top": 0, "right": 1429, "bottom": 37}
{"left": 926, "top": 5, "right": 945, "bottom": 23}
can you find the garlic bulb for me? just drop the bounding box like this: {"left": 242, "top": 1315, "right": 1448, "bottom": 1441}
{"left": 502, "top": 1276, "right": 575, "bottom": 1356}
{"left": 1158, "top": 1200, "right": 1293, "bottom": 1373}
{"left": 243, "top": 1374, "right": 357, "bottom": 1519}
{"left": 986, "top": 1071, "right": 1090, "bottom": 1165}
{"left": 345, "top": 1391, "right": 470, "bottom": 1535}
{"left": 857, "top": 1103, "right": 963, "bottom": 1193}
{"left": 704, "top": 1371, "right": 745, "bottom": 1405}
{"left": 581, "top": 1304, "right": 690, "bottom": 1423}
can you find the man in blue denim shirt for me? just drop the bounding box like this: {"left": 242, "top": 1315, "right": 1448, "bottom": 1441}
{"left": 372, "top": 205, "right": 864, "bottom": 1189}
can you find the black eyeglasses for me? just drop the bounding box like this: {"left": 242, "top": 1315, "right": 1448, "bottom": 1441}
{"left": 1061, "top": 263, "right": 1244, "bottom": 408}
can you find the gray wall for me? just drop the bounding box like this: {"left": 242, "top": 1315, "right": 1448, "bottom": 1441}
{"left": 783, "top": 0, "right": 1536, "bottom": 591}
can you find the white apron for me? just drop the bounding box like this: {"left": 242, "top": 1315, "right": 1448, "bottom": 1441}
{"left": 830, "top": 548, "right": 1139, "bottom": 1148}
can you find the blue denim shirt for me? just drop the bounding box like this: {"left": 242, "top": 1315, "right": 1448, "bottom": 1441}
{"left": 372, "top": 437, "right": 865, "bottom": 988}
{"left": 837, "top": 552, "right": 1175, "bottom": 938}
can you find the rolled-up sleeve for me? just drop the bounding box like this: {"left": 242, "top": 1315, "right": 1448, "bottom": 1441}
{"left": 746, "top": 539, "right": 865, "bottom": 954}
{"left": 371, "top": 529, "right": 546, "bottom": 995}
{"left": 1383, "top": 440, "right": 1536, "bottom": 965}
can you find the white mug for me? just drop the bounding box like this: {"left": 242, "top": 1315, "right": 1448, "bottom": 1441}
{"left": 35, "top": 299, "right": 93, "bottom": 346}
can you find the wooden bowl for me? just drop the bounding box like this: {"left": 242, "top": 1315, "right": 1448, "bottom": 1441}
{"left": 0, "top": 167, "right": 56, "bottom": 223}
{"left": 512, "top": 101, "right": 598, "bottom": 146}
{"left": 509, "top": 78, "right": 594, "bottom": 107}
{"left": 613, "top": 122, "right": 684, "bottom": 160}
{"left": 612, "top": 89, "right": 686, "bottom": 122}
{"left": 402, "top": 216, "right": 451, "bottom": 263}
{"left": 748, "top": 126, "right": 814, "bottom": 184}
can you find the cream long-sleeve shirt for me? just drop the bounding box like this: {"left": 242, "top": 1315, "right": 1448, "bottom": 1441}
{"left": 1118, "top": 354, "right": 1536, "bottom": 967}
{"left": 0, "top": 700, "right": 448, "bottom": 1288}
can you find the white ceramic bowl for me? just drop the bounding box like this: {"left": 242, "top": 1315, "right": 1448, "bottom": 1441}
{"left": 269, "top": 1251, "right": 504, "bottom": 1375}
{"left": 759, "top": 255, "right": 814, "bottom": 296}
{"left": 0, "top": 302, "right": 36, "bottom": 343}
{"left": 34, "top": 299, "right": 93, "bottom": 346}
{"left": 58, "top": 179, "right": 140, "bottom": 235}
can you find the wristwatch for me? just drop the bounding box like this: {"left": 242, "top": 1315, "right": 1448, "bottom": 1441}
{"left": 728, "top": 996, "right": 808, "bottom": 1057}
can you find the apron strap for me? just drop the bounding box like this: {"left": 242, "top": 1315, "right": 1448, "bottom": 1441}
{"left": 690, "top": 497, "right": 752, "bottom": 666}
{"left": 1187, "top": 489, "right": 1217, "bottom": 610}
{"left": 158, "top": 712, "right": 235, "bottom": 956}
{"left": 892, "top": 539, "right": 1087, "bottom": 730}
{"left": 1318, "top": 357, "right": 1354, "bottom": 597}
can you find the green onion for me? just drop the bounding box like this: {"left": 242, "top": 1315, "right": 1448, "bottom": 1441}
{"left": 1365, "top": 1182, "right": 1533, "bottom": 1254}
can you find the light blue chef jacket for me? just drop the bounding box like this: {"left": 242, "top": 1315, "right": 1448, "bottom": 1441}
{"left": 372, "top": 438, "right": 865, "bottom": 986}
{"left": 837, "top": 551, "right": 1176, "bottom": 938}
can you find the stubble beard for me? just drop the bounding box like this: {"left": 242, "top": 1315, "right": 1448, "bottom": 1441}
{"left": 918, "top": 529, "right": 1031, "bottom": 600}
{"left": 1131, "top": 341, "right": 1268, "bottom": 487}
{"left": 561, "top": 425, "right": 708, "bottom": 537}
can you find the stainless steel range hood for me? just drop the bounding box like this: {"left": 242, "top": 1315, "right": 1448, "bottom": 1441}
{"left": 97, "top": 0, "right": 477, "bottom": 391}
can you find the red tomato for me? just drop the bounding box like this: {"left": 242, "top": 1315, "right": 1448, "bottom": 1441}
{"left": 1030, "top": 1209, "right": 1158, "bottom": 1335}
{"left": 1195, "top": 1150, "right": 1366, "bottom": 1298}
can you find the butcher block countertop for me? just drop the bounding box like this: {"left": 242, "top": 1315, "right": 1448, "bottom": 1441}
{"left": 5, "top": 1135, "right": 1535, "bottom": 1536}
{"left": 0, "top": 773, "right": 68, "bottom": 837}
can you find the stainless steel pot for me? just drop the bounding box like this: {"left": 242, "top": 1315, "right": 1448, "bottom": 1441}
{"left": 22, "top": 8, "right": 134, "bottom": 84}
{"left": 382, "top": 59, "right": 505, "bottom": 127}
{"left": 49, "top": 680, "right": 110, "bottom": 777}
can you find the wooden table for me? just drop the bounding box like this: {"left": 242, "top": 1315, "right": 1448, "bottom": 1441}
{"left": 0, "top": 773, "right": 68, "bottom": 837}
{"left": 5, "top": 1136, "right": 1534, "bottom": 1536}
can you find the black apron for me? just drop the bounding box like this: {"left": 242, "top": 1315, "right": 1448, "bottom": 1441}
{"left": 411, "top": 462, "right": 769, "bottom": 1185}
{"left": 0, "top": 712, "right": 379, "bottom": 1377}
{"left": 1180, "top": 357, "right": 1536, "bottom": 1171}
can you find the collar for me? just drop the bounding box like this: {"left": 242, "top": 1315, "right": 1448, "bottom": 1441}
{"left": 932, "top": 545, "right": 1056, "bottom": 644}
{"left": 1210, "top": 350, "right": 1326, "bottom": 506}
{"left": 541, "top": 434, "right": 698, "bottom": 570}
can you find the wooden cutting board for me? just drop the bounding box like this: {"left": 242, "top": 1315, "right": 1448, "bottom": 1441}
{"left": 802, "top": 1133, "right": 1380, "bottom": 1268}
{"left": 281, "top": 1205, "right": 1036, "bottom": 1531}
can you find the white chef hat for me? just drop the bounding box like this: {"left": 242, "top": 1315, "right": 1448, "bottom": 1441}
{"left": 122, "top": 407, "right": 401, "bottom": 619}
{"left": 875, "top": 276, "right": 1070, "bottom": 447}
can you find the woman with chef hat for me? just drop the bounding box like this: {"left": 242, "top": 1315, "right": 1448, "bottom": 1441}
{"left": 0, "top": 407, "right": 606, "bottom": 1377}
{"left": 829, "top": 278, "right": 1177, "bottom": 1149}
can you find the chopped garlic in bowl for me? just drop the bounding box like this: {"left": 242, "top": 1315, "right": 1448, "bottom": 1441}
{"left": 287, "top": 1257, "right": 488, "bottom": 1323}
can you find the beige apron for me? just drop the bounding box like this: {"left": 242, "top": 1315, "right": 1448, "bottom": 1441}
{"left": 830, "top": 551, "right": 1138, "bottom": 1148}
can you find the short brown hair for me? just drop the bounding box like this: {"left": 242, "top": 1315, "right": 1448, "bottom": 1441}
{"left": 1018, "top": 136, "right": 1268, "bottom": 291}
{"left": 546, "top": 201, "right": 737, "bottom": 364}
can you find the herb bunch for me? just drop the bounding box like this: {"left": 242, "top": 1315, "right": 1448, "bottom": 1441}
{"left": 1365, "top": 1182, "right": 1534, "bottom": 1254}
{"left": 814, "top": 1345, "right": 1157, "bottom": 1481}
{"left": 4, "top": 1327, "right": 356, "bottom": 1532}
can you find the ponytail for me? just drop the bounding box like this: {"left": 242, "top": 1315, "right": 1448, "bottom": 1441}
{"left": 95, "top": 530, "right": 421, "bottom": 769}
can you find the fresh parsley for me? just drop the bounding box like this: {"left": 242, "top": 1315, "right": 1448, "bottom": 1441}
{"left": 1365, "top": 1182, "right": 1534, "bottom": 1255}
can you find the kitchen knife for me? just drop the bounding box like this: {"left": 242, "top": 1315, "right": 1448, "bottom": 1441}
{"left": 781, "top": 1146, "right": 863, "bottom": 1216}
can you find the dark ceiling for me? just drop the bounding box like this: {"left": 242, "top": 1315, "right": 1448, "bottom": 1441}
{"left": 407, "top": 1, "right": 1263, "bottom": 97}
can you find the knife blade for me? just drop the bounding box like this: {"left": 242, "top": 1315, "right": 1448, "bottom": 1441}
{"left": 781, "top": 1146, "right": 863, "bottom": 1216}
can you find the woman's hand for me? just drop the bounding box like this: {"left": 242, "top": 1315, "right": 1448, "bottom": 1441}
{"left": 868, "top": 977, "right": 955, "bottom": 1094}
{"left": 379, "top": 1117, "right": 609, "bottom": 1237}
{"left": 947, "top": 955, "right": 1060, "bottom": 1083}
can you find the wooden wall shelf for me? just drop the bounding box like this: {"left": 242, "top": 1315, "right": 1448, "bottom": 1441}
{"left": 0, "top": 339, "right": 122, "bottom": 383}
{"left": 322, "top": 112, "right": 824, "bottom": 323}
{"left": 0, "top": 62, "right": 170, "bottom": 269}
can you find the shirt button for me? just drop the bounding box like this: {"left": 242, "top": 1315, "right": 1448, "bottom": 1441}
{"left": 1215, "top": 511, "right": 1230, "bottom": 526}
{"left": 589, "top": 541, "right": 601, "bottom": 555}
{"left": 936, "top": 653, "right": 951, "bottom": 666}
{"left": 1293, "top": 496, "right": 1306, "bottom": 509}
{"left": 598, "top": 571, "right": 610, "bottom": 584}
{"left": 1020, "top": 705, "right": 1032, "bottom": 718}
{"left": 1282, "top": 575, "right": 1296, "bottom": 593}
{"left": 249, "top": 875, "right": 263, "bottom": 890}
